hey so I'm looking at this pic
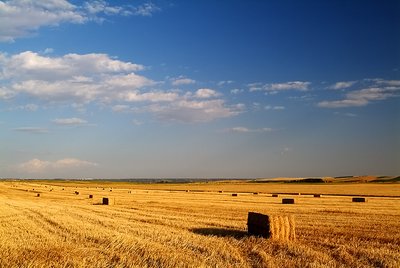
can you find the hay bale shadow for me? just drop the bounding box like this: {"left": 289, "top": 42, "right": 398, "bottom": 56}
{"left": 191, "top": 228, "right": 247, "bottom": 239}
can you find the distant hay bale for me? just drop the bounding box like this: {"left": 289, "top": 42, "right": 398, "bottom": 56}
{"left": 272, "top": 194, "right": 278, "bottom": 197}
{"left": 232, "top": 193, "right": 238, "bottom": 196}
{"left": 110, "top": 189, "right": 112, "bottom": 192}
{"left": 282, "top": 198, "right": 295, "bottom": 204}
{"left": 62, "top": 188, "right": 64, "bottom": 190}
{"left": 102, "top": 197, "right": 114, "bottom": 205}
{"left": 218, "top": 191, "right": 223, "bottom": 193}
{"left": 247, "top": 212, "right": 296, "bottom": 241}
{"left": 36, "top": 193, "right": 40, "bottom": 197}
{"left": 314, "top": 194, "right": 321, "bottom": 198}
{"left": 89, "top": 194, "right": 93, "bottom": 199}
{"left": 186, "top": 190, "right": 190, "bottom": 192}
{"left": 253, "top": 192, "right": 259, "bottom": 195}
{"left": 128, "top": 191, "right": 132, "bottom": 194}
{"left": 352, "top": 197, "right": 366, "bottom": 202}
{"left": 75, "top": 191, "right": 79, "bottom": 195}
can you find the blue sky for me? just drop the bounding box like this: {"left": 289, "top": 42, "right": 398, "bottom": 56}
{"left": 0, "top": 0, "right": 399, "bottom": 179}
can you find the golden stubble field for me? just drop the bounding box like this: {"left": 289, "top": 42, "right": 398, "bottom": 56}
{"left": 0, "top": 181, "right": 399, "bottom": 268}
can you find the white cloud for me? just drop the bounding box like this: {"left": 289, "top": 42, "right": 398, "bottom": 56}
{"left": 281, "top": 147, "right": 292, "bottom": 155}
{"left": 149, "top": 100, "right": 244, "bottom": 123}
{"left": 230, "top": 88, "right": 244, "bottom": 94}
{"left": 194, "top": 88, "right": 220, "bottom": 98}
{"left": 0, "top": 87, "right": 15, "bottom": 99}
{"left": 265, "top": 105, "right": 285, "bottom": 110}
{"left": 10, "top": 103, "right": 39, "bottom": 111}
{"left": 54, "top": 158, "right": 97, "bottom": 168}
{"left": 267, "top": 81, "right": 310, "bottom": 91}
{"left": 43, "top": 48, "right": 54, "bottom": 54}
{"left": 2, "top": 51, "right": 244, "bottom": 123}
{"left": 223, "top": 127, "right": 274, "bottom": 133}
{"left": 248, "top": 81, "right": 310, "bottom": 93}
{"left": 133, "top": 3, "right": 161, "bottom": 16}
{"left": 18, "top": 158, "right": 98, "bottom": 173}
{"left": 1, "top": 51, "right": 152, "bottom": 103}
{"left": 329, "top": 81, "right": 356, "bottom": 90}
{"left": 217, "top": 80, "right": 234, "bottom": 86}
{"left": 52, "top": 117, "right": 88, "bottom": 126}
{"left": 318, "top": 99, "right": 368, "bottom": 108}
{"left": 171, "top": 77, "right": 196, "bottom": 86}
{"left": 373, "top": 79, "right": 400, "bottom": 87}
{"left": 0, "top": 0, "right": 161, "bottom": 42}
{"left": 0, "top": 0, "right": 85, "bottom": 42}
{"left": 318, "top": 82, "right": 400, "bottom": 108}
{"left": 18, "top": 158, "right": 51, "bottom": 173}
{"left": 24, "top": 103, "right": 39, "bottom": 111}
{"left": 84, "top": 0, "right": 124, "bottom": 16}
{"left": 12, "top": 127, "right": 48, "bottom": 133}
{"left": 132, "top": 119, "right": 143, "bottom": 126}
{"left": 112, "top": 104, "right": 131, "bottom": 113}
{"left": 334, "top": 112, "right": 358, "bottom": 117}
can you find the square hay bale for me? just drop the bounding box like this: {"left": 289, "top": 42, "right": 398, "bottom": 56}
{"left": 247, "top": 212, "right": 296, "bottom": 241}
{"left": 232, "top": 193, "right": 238, "bottom": 196}
{"left": 352, "top": 197, "right": 366, "bottom": 202}
{"left": 102, "top": 197, "right": 114, "bottom": 205}
{"left": 89, "top": 194, "right": 93, "bottom": 199}
{"left": 272, "top": 194, "right": 278, "bottom": 197}
{"left": 282, "top": 198, "right": 295, "bottom": 204}
{"left": 314, "top": 194, "right": 321, "bottom": 198}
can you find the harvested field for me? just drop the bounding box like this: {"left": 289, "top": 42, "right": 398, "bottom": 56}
{"left": 0, "top": 181, "right": 399, "bottom": 267}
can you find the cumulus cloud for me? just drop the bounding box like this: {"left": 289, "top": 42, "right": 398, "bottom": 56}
{"left": 194, "top": 88, "right": 220, "bottom": 98}
{"left": 0, "top": 0, "right": 161, "bottom": 42}
{"left": 329, "top": 81, "right": 356, "bottom": 90}
{"left": 171, "top": 77, "right": 196, "bottom": 86}
{"left": 149, "top": 100, "right": 244, "bottom": 123}
{"left": 318, "top": 80, "right": 400, "bottom": 108}
{"left": 18, "top": 157, "right": 98, "bottom": 173}
{"left": 1, "top": 51, "right": 243, "bottom": 123}
{"left": 0, "top": 0, "right": 85, "bottom": 42}
{"left": 267, "top": 81, "right": 310, "bottom": 91}
{"left": 223, "top": 127, "right": 274, "bottom": 133}
{"left": 52, "top": 117, "right": 88, "bottom": 126}
{"left": 122, "top": 91, "right": 179, "bottom": 102}
{"left": 248, "top": 81, "right": 310, "bottom": 93}
{"left": 1, "top": 51, "right": 153, "bottom": 103}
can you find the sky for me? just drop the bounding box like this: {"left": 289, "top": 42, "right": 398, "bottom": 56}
{"left": 0, "top": 0, "right": 399, "bottom": 179}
